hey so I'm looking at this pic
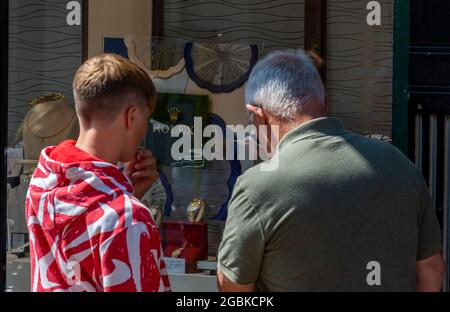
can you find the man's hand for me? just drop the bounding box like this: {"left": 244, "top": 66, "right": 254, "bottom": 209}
{"left": 124, "top": 149, "right": 158, "bottom": 199}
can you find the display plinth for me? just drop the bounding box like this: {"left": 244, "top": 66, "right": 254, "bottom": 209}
{"left": 161, "top": 220, "right": 208, "bottom": 273}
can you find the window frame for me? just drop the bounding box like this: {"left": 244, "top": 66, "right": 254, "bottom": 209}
{"left": 0, "top": 0, "right": 9, "bottom": 293}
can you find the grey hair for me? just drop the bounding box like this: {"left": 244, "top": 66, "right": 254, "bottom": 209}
{"left": 245, "top": 50, "right": 325, "bottom": 121}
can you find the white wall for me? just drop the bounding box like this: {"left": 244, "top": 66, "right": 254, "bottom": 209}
{"left": 88, "top": 0, "right": 152, "bottom": 57}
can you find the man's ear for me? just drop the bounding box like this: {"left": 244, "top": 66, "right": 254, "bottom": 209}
{"left": 125, "top": 106, "right": 138, "bottom": 129}
{"left": 246, "top": 104, "right": 266, "bottom": 121}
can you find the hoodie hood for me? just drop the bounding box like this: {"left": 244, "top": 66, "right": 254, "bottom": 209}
{"left": 27, "top": 140, "right": 134, "bottom": 231}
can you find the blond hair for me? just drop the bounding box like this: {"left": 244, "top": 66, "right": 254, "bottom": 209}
{"left": 73, "top": 54, "right": 156, "bottom": 121}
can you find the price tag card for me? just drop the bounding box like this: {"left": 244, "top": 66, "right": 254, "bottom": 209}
{"left": 165, "top": 257, "right": 186, "bottom": 274}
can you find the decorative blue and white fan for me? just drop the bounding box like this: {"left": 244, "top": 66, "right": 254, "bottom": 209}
{"left": 184, "top": 42, "right": 259, "bottom": 93}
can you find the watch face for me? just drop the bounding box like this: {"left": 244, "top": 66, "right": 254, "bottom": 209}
{"left": 187, "top": 198, "right": 206, "bottom": 223}
{"left": 141, "top": 177, "right": 168, "bottom": 224}
{"left": 184, "top": 42, "right": 259, "bottom": 93}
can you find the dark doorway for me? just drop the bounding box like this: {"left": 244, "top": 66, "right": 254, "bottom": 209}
{"left": 409, "top": 0, "right": 450, "bottom": 291}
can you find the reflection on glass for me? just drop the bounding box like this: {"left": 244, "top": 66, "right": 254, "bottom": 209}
{"left": 6, "top": 0, "right": 82, "bottom": 292}
{"left": 326, "top": 0, "right": 394, "bottom": 137}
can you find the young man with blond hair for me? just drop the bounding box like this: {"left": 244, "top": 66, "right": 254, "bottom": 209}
{"left": 26, "top": 54, "right": 171, "bottom": 292}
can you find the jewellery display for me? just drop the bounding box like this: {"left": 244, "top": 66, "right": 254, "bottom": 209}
{"left": 170, "top": 241, "right": 188, "bottom": 258}
{"left": 187, "top": 198, "right": 207, "bottom": 223}
{"left": 161, "top": 220, "right": 208, "bottom": 274}
{"left": 148, "top": 205, "right": 164, "bottom": 228}
{"left": 103, "top": 36, "right": 247, "bottom": 270}
{"left": 30, "top": 92, "right": 65, "bottom": 106}
{"left": 141, "top": 177, "right": 167, "bottom": 228}
{"left": 156, "top": 112, "right": 242, "bottom": 222}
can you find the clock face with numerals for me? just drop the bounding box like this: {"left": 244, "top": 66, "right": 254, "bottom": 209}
{"left": 184, "top": 42, "right": 259, "bottom": 93}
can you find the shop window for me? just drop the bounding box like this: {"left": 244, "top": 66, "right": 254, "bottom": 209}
{"left": 2, "top": 0, "right": 396, "bottom": 292}
{"left": 5, "top": 0, "right": 83, "bottom": 292}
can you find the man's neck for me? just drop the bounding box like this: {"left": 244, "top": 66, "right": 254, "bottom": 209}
{"left": 276, "top": 114, "right": 321, "bottom": 142}
{"left": 261, "top": 115, "right": 318, "bottom": 157}
{"left": 75, "top": 128, "right": 121, "bottom": 165}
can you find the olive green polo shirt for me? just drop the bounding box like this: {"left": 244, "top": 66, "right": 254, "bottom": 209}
{"left": 218, "top": 117, "right": 442, "bottom": 292}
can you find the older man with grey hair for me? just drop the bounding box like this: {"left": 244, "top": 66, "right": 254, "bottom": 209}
{"left": 217, "top": 50, "right": 445, "bottom": 292}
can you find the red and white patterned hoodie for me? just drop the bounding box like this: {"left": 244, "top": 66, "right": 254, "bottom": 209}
{"left": 25, "top": 140, "right": 171, "bottom": 292}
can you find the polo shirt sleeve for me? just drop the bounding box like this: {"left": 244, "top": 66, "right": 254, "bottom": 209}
{"left": 417, "top": 180, "right": 443, "bottom": 261}
{"left": 218, "top": 180, "right": 265, "bottom": 285}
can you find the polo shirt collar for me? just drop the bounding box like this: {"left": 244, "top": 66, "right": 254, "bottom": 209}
{"left": 278, "top": 117, "right": 348, "bottom": 150}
